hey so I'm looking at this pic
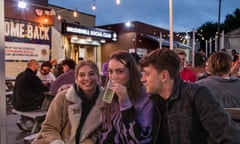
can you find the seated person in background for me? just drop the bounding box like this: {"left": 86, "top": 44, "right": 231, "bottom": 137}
{"left": 51, "top": 59, "right": 64, "bottom": 78}
{"left": 175, "top": 49, "right": 197, "bottom": 82}
{"left": 12, "top": 59, "right": 49, "bottom": 131}
{"left": 32, "top": 60, "right": 104, "bottom": 144}
{"left": 50, "top": 58, "right": 76, "bottom": 94}
{"left": 195, "top": 48, "right": 206, "bottom": 67}
{"left": 37, "top": 61, "right": 56, "bottom": 86}
{"left": 230, "top": 54, "right": 240, "bottom": 78}
{"left": 101, "top": 60, "right": 109, "bottom": 86}
{"left": 197, "top": 61, "right": 211, "bottom": 80}
{"left": 197, "top": 52, "right": 240, "bottom": 107}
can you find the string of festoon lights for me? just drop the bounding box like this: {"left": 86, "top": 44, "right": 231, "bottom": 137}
{"left": 91, "top": 0, "right": 121, "bottom": 10}
{"left": 18, "top": 0, "right": 121, "bottom": 20}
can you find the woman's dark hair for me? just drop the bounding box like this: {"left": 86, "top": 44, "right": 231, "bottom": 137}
{"left": 109, "top": 50, "right": 142, "bottom": 101}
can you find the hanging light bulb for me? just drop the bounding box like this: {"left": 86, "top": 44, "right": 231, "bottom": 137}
{"left": 116, "top": 0, "right": 120, "bottom": 5}
{"left": 73, "top": 11, "right": 77, "bottom": 17}
{"left": 92, "top": 3, "right": 96, "bottom": 10}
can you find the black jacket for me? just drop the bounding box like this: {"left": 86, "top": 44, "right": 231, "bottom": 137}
{"left": 151, "top": 77, "right": 240, "bottom": 144}
{"left": 12, "top": 68, "right": 49, "bottom": 111}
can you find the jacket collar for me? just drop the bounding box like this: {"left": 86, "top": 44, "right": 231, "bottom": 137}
{"left": 169, "top": 76, "right": 183, "bottom": 101}
{"left": 150, "top": 76, "right": 183, "bottom": 102}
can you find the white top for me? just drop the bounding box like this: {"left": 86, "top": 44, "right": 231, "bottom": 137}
{"left": 37, "top": 71, "right": 56, "bottom": 85}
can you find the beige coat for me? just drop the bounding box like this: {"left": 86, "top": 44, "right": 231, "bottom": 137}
{"left": 32, "top": 86, "right": 104, "bottom": 144}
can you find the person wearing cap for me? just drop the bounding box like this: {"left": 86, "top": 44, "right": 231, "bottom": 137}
{"left": 50, "top": 58, "right": 76, "bottom": 94}
{"left": 175, "top": 49, "right": 197, "bottom": 82}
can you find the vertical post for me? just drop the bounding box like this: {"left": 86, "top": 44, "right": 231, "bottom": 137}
{"left": 0, "top": 0, "right": 6, "bottom": 143}
{"left": 205, "top": 40, "right": 208, "bottom": 58}
{"left": 159, "top": 32, "right": 162, "bottom": 49}
{"left": 215, "top": 35, "right": 218, "bottom": 52}
{"left": 209, "top": 38, "right": 212, "bottom": 54}
{"left": 169, "top": 0, "right": 173, "bottom": 50}
{"left": 221, "top": 31, "right": 224, "bottom": 50}
{"left": 217, "top": 0, "right": 222, "bottom": 52}
{"left": 192, "top": 29, "right": 195, "bottom": 68}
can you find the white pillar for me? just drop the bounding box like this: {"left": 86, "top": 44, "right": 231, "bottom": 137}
{"left": 0, "top": 0, "right": 6, "bottom": 143}
{"left": 205, "top": 40, "right": 208, "bottom": 57}
{"left": 215, "top": 35, "right": 218, "bottom": 52}
{"left": 221, "top": 31, "right": 224, "bottom": 49}
{"left": 209, "top": 38, "right": 212, "bottom": 54}
{"left": 159, "top": 32, "right": 162, "bottom": 49}
{"left": 192, "top": 29, "right": 195, "bottom": 67}
{"left": 169, "top": 0, "right": 173, "bottom": 50}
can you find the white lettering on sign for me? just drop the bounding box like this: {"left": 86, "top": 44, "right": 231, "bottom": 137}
{"left": 66, "top": 26, "right": 113, "bottom": 39}
{"left": 5, "top": 21, "right": 50, "bottom": 41}
{"left": 66, "top": 27, "right": 90, "bottom": 35}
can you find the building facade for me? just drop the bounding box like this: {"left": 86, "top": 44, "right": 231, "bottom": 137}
{"left": 98, "top": 21, "right": 191, "bottom": 63}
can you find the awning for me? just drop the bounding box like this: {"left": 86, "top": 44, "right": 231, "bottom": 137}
{"left": 143, "top": 34, "right": 191, "bottom": 49}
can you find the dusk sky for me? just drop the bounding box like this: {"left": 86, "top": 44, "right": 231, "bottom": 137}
{"left": 49, "top": 0, "right": 239, "bottom": 32}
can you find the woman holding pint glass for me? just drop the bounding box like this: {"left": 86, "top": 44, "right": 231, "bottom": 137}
{"left": 100, "top": 51, "right": 153, "bottom": 144}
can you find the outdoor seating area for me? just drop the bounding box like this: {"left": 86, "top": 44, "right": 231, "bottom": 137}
{"left": 11, "top": 91, "right": 55, "bottom": 134}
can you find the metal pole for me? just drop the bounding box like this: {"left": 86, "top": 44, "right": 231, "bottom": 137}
{"left": 0, "top": 0, "right": 6, "bottom": 143}
{"left": 221, "top": 31, "right": 224, "bottom": 49}
{"left": 209, "top": 38, "right": 212, "bottom": 54}
{"left": 205, "top": 40, "right": 208, "bottom": 57}
{"left": 159, "top": 32, "right": 162, "bottom": 49}
{"left": 217, "top": 0, "right": 222, "bottom": 52}
{"left": 192, "top": 29, "right": 195, "bottom": 67}
{"left": 169, "top": 0, "right": 173, "bottom": 50}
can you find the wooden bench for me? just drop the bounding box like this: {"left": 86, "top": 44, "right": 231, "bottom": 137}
{"left": 12, "top": 92, "right": 55, "bottom": 134}
{"left": 12, "top": 109, "right": 47, "bottom": 134}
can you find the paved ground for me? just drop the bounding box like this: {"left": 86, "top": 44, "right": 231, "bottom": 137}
{"left": 6, "top": 102, "right": 32, "bottom": 144}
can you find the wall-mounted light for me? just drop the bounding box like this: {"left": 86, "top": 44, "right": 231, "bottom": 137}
{"left": 73, "top": 11, "right": 77, "bottom": 17}
{"left": 44, "top": 18, "right": 48, "bottom": 23}
{"left": 125, "top": 21, "right": 132, "bottom": 27}
{"left": 57, "top": 15, "right": 61, "bottom": 20}
{"left": 18, "top": 0, "right": 27, "bottom": 9}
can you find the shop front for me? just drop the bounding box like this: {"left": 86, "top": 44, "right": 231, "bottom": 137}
{"left": 61, "top": 22, "right": 117, "bottom": 68}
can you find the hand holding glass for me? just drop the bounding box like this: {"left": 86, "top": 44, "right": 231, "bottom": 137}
{"left": 102, "top": 79, "right": 115, "bottom": 103}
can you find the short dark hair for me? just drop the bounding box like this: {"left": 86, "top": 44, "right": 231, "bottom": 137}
{"left": 62, "top": 59, "right": 76, "bottom": 69}
{"left": 41, "top": 61, "right": 52, "bottom": 69}
{"left": 139, "top": 48, "right": 180, "bottom": 79}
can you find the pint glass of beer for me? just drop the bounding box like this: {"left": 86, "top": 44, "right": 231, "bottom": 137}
{"left": 102, "top": 79, "right": 115, "bottom": 103}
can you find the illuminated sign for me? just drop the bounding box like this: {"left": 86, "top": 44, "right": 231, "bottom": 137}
{"left": 62, "top": 23, "right": 117, "bottom": 41}
{"left": 5, "top": 21, "right": 50, "bottom": 41}
{"left": 4, "top": 19, "right": 51, "bottom": 61}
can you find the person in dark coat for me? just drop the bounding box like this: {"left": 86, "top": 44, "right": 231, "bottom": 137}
{"left": 139, "top": 48, "right": 240, "bottom": 144}
{"left": 12, "top": 59, "right": 49, "bottom": 131}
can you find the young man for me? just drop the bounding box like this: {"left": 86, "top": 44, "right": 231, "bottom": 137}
{"left": 37, "top": 61, "right": 56, "bottom": 85}
{"left": 175, "top": 49, "right": 196, "bottom": 82}
{"left": 139, "top": 48, "right": 240, "bottom": 144}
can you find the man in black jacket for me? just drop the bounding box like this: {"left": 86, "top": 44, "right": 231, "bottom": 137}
{"left": 139, "top": 48, "right": 240, "bottom": 144}
{"left": 12, "top": 59, "right": 49, "bottom": 131}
